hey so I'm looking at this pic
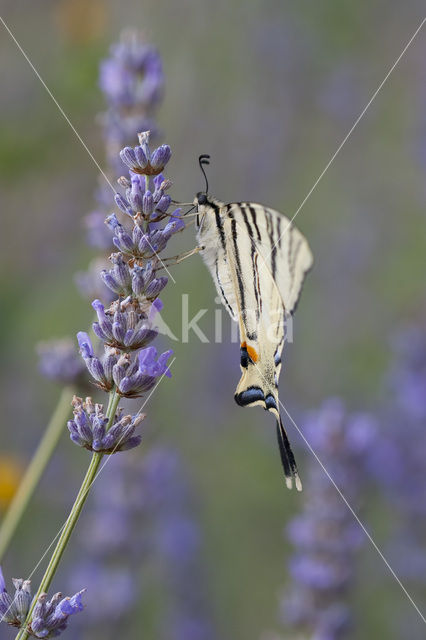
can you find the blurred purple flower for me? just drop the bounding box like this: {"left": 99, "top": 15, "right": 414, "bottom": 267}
{"left": 68, "top": 448, "right": 215, "bottom": 640}
{"left": 99, "top": 30, "right": 164, "bottom": 177}
{"left": 36, "top": 338, "right": 86, "bottom": 386}
{"left": 372, "top": 326, "right": 426, "bottom": 592}
{"left": 99, "top": 34, "right": 163, "bottom": 109}
{"left": 388, "top": 327, "right": 426, "bottom": 420}
{"left": 318, "top": 62, "right": 365, "bottom": 124}
{"left": 78, "top": 29, "right": 165, "bottom": 286}
{"left": 278, "top": 399, "right": 376, "bottom": 640}
{"left": 74, "top": 258, "right": 117, "bottom": 306}
{"left": 68, "top": 564, "right": 135, "bottom": 623}
{"left": 84, "top": 210, "right": 113, "bottom": 249}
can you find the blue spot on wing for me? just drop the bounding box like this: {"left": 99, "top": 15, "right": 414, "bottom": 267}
{"left": 234, "top": 386, "right": 265, "bottom": 407}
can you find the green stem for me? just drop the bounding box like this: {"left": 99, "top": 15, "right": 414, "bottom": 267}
{"left": 15, "top": 389, "right": 120, "bottom": 640}
{"left": 0, "top": 387, "right": 74, "bottom": 562}
{"left": 0, "top": 321, "right": 98, "bottom": 562}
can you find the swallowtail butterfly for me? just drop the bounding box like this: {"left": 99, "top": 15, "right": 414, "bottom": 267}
{"left": 193, "top": 156, "right": 313, "bottom": 490}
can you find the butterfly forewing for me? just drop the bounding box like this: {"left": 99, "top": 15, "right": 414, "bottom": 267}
{"left": 196, "top": 197, "right": 312, "bottom": 490}
{"left": 227, "top": 203, "right": 313, "bottom": 314}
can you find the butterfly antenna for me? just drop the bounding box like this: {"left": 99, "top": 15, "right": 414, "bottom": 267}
{"left": 198, "top": 154, "right": 210, "bottom": 194}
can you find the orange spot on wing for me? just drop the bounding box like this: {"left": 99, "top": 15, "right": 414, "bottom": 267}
{"left": 241, "top": 341, "right": 259, "bottom": 363}
{"left": 247, "top": 345, "right": 259, "bottom": 362}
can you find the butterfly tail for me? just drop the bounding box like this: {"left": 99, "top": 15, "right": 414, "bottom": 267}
{"left": 276, "top": 416, "right": 302, "bottom": 491}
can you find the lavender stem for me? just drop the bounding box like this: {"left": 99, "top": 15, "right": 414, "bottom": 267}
{"left": 14, "top": 389, "right": 120, "bottom": 640}
{"left": 0, "top": 386, "right": 74, "bottom": 562}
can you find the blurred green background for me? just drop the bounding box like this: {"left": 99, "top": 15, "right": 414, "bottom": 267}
{"left": 1, "top": 1, "right": 426, "bottom": 638}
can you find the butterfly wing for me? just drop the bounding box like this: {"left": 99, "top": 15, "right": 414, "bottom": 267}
{"left": 229, "top": 202, "right": 314, "bottom": 315}
{"left": 197, "top": 199, "right": 312, "bottom": 490}
{"left": 223, "top": 207, "right": 309, "bottom": 490}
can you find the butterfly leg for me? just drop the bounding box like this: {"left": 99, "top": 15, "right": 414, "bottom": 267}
{"left": 159, "top": 246, "right": 204, "bottom": 268}
{"left": 176, "top": 246, "right": 204, "bottom": 263}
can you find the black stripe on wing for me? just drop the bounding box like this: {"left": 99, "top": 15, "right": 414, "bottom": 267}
{"left": 212, "top": 201, "right": 227, "bottom": 253}
{"left": 227, "top": 211, "right": 246, "bottom": 313}
{"left": 240, "top": 205, "right": 261, "bottom": 322}
{"left": 264, "top": 208, "right": 277, "bottom": 280}
{"left": 248, "top": 205, "right": 262, "bottom": 242}
{"left": 234, "top": 384, "right": 278, "bottom": 412}
{"left": 215, "top": 257, "right": 235, "bottom": 318}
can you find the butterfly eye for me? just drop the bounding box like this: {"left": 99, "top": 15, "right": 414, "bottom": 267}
{"left": 197, "top": 193, "right": 208, "bottom": 206}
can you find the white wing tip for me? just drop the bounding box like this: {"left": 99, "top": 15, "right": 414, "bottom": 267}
{"left": 285, "top": 475, "right": 302, "bottom": 491}
{"left": 295, "top": 474, "right": 303, "bottom": 492}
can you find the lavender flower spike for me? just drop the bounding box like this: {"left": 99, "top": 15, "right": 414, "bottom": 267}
{"left": 278, "top": 399, "right": 376, "bottom": 640}
{"left": 68, "top": 396, "right": 144, "bottom": 453}
{"left": 120, "top": 131, "right": 171, "bottom": 175}
{"left": 77, "top": 131, "right": 181, "bottom": 402}
{"left": 0, "top": 568, "right": 84, "bottom": 638}
{"left": 30, "top": 589, "right": 85, "bottom": 638}
{"left": 0, "top": 568, "right": 32, "bottom": 628}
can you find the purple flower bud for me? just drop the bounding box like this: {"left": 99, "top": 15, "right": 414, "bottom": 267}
{"left": 162, "top": 211, "right": 185, "bottom": 238}
{"left": 58, "top": 590, "right": 85, "bottom": 615}
{"left": 100, "top": 270, "right": 122, "bottom": 295}
{"left": 111, "top": 253, "right": 131, "bottom": 290}
{"left": 143, "top": 190, "right": 153, "bottom": 216}
{"left": 105, "top": 213, "right": 120, "bottom": 230}
{"left": 134, "top": 145, "right": 148, "bottom": 168}
{"left": 92, "top": 300, "right": 113, "bottom": 340}
{"left": 0, "top": 571, "right": 34, "bottom": 628}
{"left": 127, "top": 326, "right": 158, "bottom": 348}
{"left": 137, "top": 234, "right": 151, "bottom": 254}
{"left": 144, "top": 276, "right": 168, "bottom": 299}
{"left": 116, "top": 228, "right": 135, "bottom": 252}
{"left": 112, "top": 320, "right": 126, "bottom": 343}
{"left": 77, "top": 332, "right": 94, "bottom": 358}
{"left": 112, "top": 353, "right": 132, "bottom": 386}
{"left": 114, "top": 193, "right": 134, "bottom": 218}
{"left": 87, "top": 357, "right": 106, "bottom": 384}
{"left": 129, "top": 174, "right": 145, "bottom": 211}
{"left": 131, "top": 265, "right": 146, "bottom": 296}
{"left": 155, "top": 194, "right": 171, "bottom": 213}
{"left": 150, "top": 144, "right": 171, "bottom": 170}
{"left": 119, "top": 146, "right": 137, "bottom": 169}
{"left": 132, "top": 224, "right": 143, "bottom": 245}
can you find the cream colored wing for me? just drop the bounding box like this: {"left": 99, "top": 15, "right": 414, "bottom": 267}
{"left": 221, "top": 213, "right": 302, "bottom": 490}
{"left": 226, "top": 202, "right": 313, "bottom": 314}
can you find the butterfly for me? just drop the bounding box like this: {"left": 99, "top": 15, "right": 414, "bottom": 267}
{"left": 193, "top": 156, "right": 313, "bottom": 490}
